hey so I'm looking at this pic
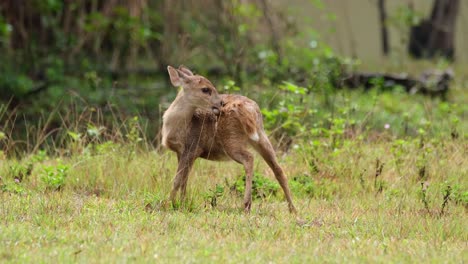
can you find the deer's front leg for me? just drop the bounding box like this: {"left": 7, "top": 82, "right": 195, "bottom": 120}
{"left": 169, "top": 148, "right": 201, "bottom": 206}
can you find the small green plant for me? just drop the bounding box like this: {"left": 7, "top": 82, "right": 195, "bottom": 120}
{"left": 233, "top": 173, "right": 279, "bottom": 200}
{"left": 416, "top": 121, "right": 432, "bottom": 181}
{"left": 450, "top": 184, "right": 468, "bottom": 209}
{"left": 449, "top": 116, "right": 460, "bottom": 139}
{"left": 30, "top": 150, "right": 48, "bottom": 163}
{"left": 1, "top": 180, "right": 26, "bottom": 194}
{"left": 261, "top": 82, "right": 309, "bottom": 148}
{"left": 391, "top": 139, "right": 408, "bottom": 176}
{"left": 437, "top": 102, "right": 460, "bottom": 139}
{"left": 84, "top": 71, "right": 102, "bottom": 90}
{"left": 67, "top": 130, "right": 84, "bottom": 154}
{"left": 328, "top": 117, "right": 346, "bottom": 149}
{"left": 440, "top": 183, "right": 451, "bottom": 216}
{"left": 289, "top": 175, "right": 338, "bottom": 200}
{"left": 419, "top": 181, "right": 431, "bottom": 214}
{"left": 204, "top": 184, "right": 225, "bottom": 208}
{"left": 289, "top": 175, "right": 316, "bottom": 197}
{"left": 222, "top": 79, "right": 241, "bottom": 93}
{"left": 369, "top": 77, "right": 385, "bottom": 91}
{"left": 126, "top": 116, "right": 143, "bottom": 155}
{"left": 95, "top": 141, "right": 121, "bottom": 155}
{"left": 86, "top": 123, "right": 105, "bottom": 142}
{"left": 297, "top": 144, "right": 320, "bottom": 174}
{"left": 374, "top": 159, "right": 385, "bottom": 194}
{"left": 8, "top": 162, "right": 33, "bottom": 182}
{"left": 418, "top": 182, "right": 462, "bottom": 216}
{"left": 41, "top": 163, "right": 69, "bottom": 191}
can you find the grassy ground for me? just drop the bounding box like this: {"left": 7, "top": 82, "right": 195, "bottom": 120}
{"left": 1, "top": 85, "right": 467, "bottom": 263}
{"left": 1, "top": 137, "right": 466, "bottom": 263}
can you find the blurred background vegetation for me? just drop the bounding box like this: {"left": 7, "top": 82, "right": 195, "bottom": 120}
{"left": 0, "top": 0, "right": 466, "bottom": 155}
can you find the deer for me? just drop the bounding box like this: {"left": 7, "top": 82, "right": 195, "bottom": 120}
{"left": 162, "top": 65, "right": 296, "bottom": 213}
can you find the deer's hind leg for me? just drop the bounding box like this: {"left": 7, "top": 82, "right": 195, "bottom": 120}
{"left": 225, "top": 143, "right": 254, "bottom": 213}
{"left": 251, "top": 132, "right": 297, "bottom": 214}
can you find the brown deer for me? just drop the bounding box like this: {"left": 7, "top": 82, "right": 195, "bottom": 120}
{"left": 162, "top": 65, "right": 296, "bottom": 213}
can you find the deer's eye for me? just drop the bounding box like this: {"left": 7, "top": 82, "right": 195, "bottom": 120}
{"left": 201, "top": 88, "right": 211, "bottom": 95}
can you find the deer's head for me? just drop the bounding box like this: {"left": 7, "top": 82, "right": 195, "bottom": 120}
{"left": 167, "top": 65, "right": 222, "bottom": 115}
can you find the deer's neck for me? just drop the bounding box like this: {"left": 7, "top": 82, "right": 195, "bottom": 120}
{"left": 162, "top": 91, "right": 196, "bottom": 151}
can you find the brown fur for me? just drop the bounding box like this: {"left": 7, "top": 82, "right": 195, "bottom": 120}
{"left": 163, "top": 65, "right": 296, "bottom": 213}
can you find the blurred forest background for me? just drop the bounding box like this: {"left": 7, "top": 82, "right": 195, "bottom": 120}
{"left": 0, "top": 0, "right": 466, "bottom": 153}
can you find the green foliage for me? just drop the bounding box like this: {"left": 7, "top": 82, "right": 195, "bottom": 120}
{"left": 234, "top": 173, "right": 279, "bottom": 200}
{"left": 41, "top": 163, "right": 69, "bottom": 191}
{"left": 221, "top": 80, "right": 241, "bottom": 93}
{"left": 1, "top": 180, "right": 26, "bottom": 194}
{"left": 261, "top": 81, "right": 310, "bottom": 146}
{"left": 31, "top": 150, "right": 49, "bottom": 163}
{"left": 204, "top": 184, "right": 225, "bottom": 208}
{"left": 8, "top": 162, "right": 33, "bottom": 182}
{"left": 0, "top": 69, "right": 35, "bottom": 97}
{"left": 289, "top": 175, "right": 339, "bottom": 200}
{"left": 95, "top": 141, "right": 121, "bottom": 155}
{"left": 451, "top": 184, "right": 468, "bottom": 209}
{"left": 126, "top": 116, "right": 143, "bottom": 145}
{"left": 391, "top": 139, "right": 409, "bottom": 175}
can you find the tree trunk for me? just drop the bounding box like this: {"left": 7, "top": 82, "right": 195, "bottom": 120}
{"left": 408, "top": 0, "right": 459, "bottom": 60}
{"left": 377, "top": 0, "right": 389, "bottom": 56}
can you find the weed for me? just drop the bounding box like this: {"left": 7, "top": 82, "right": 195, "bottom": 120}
{"left": 30, "top": 150, "right": 48, "bottom": 163}
{"left": 86, "top": 123, "right": 106, "bottom": 142}
{"left": 1, "top": 180, "right": 26, "bottom": 194}
{"left": 204, "top": 184, "right": 225, "bottom": 208}
{"left": 41, "top": 163, "right": 69, "bottom": 191}
{"left": 261, "top": 81, "right": 308, "bottom": 149}
{"left": 126, "top": 116, "right": 143, "bottom": 144}
{"left": 358, "top": 169, "right": 367, "bottom": 189}
{"left": 289, "top": 175, "right": 316, "bottom": 197}
{"left": 8, "top": 162, "right": 33, "bottom": 182}
{"left": 420, "top": 181, "right": 431, "bottom": 214}
{"left": 450, "top": 184, "right": 468, "bottom": 209}
{"left": 374, "top": 159, "right": 385, "bottom": 194}
{"left": 440, "top": 184, "right": 451, "bottom": 216}
{"left": 416, "top": 124, "right": 431, "bottom": 181}
{"left": 233, "top": 173, "right": 279, "bottom": 200}
{"left": 289, "top": 175, "right": 338, "bottom": 200}
{"left": 391, "top": 139, "right": 408, "bottom": 176}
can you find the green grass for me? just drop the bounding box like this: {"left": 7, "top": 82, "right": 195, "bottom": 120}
{"left": 1, "top": 136, "right": 466, "bottom": 263}
{"left": 1, "top": 81, "right": 467, "bottom": 263}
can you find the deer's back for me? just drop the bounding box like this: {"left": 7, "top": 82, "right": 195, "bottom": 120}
{"left": 189, "top": 94, "right": 262, "bottom": 161}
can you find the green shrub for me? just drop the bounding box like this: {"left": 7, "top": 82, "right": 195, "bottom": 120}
{"left": 41, "top": 163, "right": 69, "bottom": 191}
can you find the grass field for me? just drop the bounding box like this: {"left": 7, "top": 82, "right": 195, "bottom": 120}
{"left": 1, "top": 86, "right": 467, "bottom": 263}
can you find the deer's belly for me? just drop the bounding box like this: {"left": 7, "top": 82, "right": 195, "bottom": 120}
{"left": 199, "top": 148, "right": 230, "bottom": 161}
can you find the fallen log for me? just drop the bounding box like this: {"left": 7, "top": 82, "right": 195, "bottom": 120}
{"left": 341, "top": 69, "right": 453, "bottom": 98}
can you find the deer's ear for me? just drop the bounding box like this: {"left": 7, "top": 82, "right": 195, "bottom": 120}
{"left": 167, "top": 66, "right": 184, "bottom": 87}
{"left": 178, "top": 65, "right": 194, "bottom": 76}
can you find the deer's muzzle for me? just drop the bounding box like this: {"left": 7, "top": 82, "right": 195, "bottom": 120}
{"left": 212, "top": 106, "right": 220, "bottom": 115}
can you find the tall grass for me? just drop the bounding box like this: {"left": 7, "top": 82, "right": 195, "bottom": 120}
{"left": 0, "top": 84, "right": 467, "bottom": 262}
